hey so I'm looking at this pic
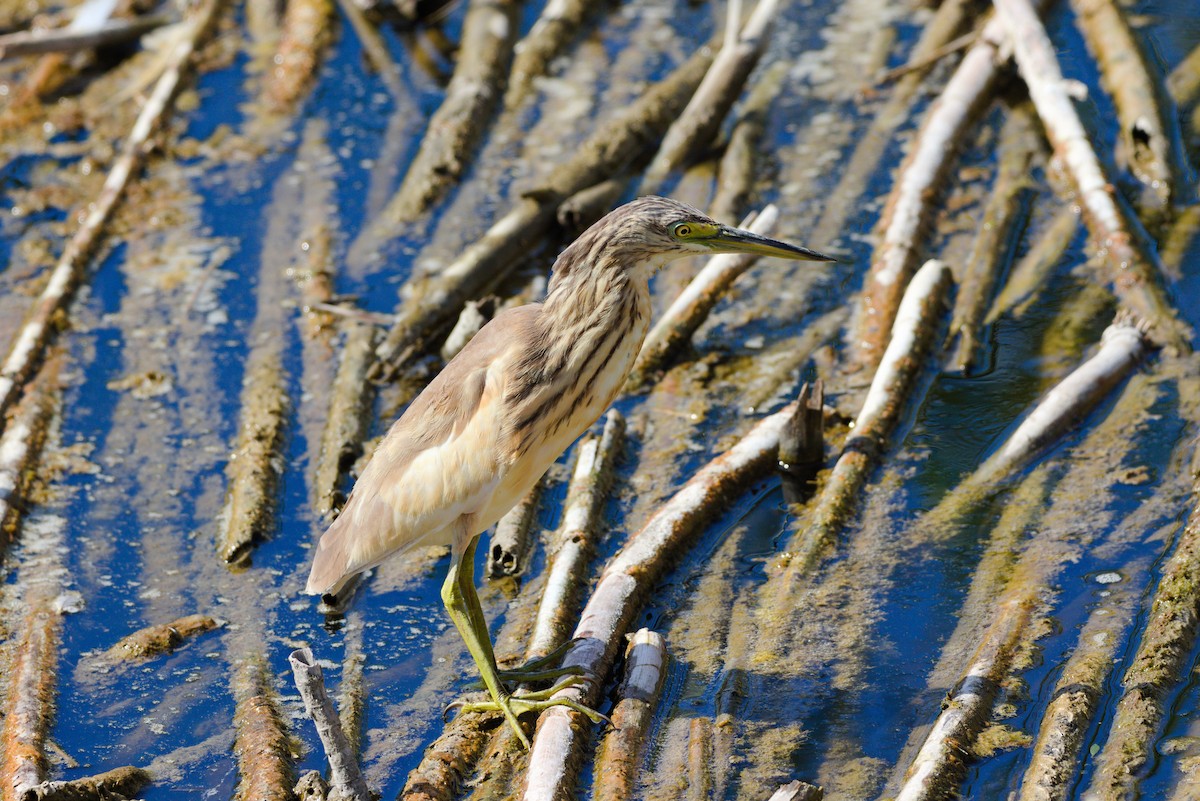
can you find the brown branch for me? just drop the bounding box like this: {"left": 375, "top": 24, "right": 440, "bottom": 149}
{"left": 232, "top": 657, "right": 296, "bottom": 801}
{"left": 0, "top": 15, "right": 168, "bottom": 58}
{"left": 522, "top": 401, "right": 801, "bottom": 800}
{"left": 593, "top": 629, "right": 668, "bottom": 801}
{"left": 709, "top": 61, "right": 784, "bottom": 224}
{"left": 985, "top": 204, "right": 1080, "bottom": 324}
{"left": 0, "top": 360, "right": 57, "bottom": 551}
{"left": 503, "top": 0, "right": 610, "bottom": 109}
{"left": 993, "top": 0, "right": 1189, "bottom": 352}
{"left": 263, "top": 0, "right": 333, "bottom": 112}
{"left": 767, "top": 780, "right": 824, "bottom": 801}
{"left": 487, "top": 480, "right": 543, "bottom": 579}
{"left": 1068, "top": 0, "right": 1187, "bottom": 230}
{"left": 378, "top": 0, "right": 520, "bottom": 223}
{"left": 105, "top": 614, "right": 221, "bottom": 661}
{"left": 313, "top": 322, "right": 377, "bottom": 517}
{"left": 16, "top": 766, "right": 151, "bottom": 801}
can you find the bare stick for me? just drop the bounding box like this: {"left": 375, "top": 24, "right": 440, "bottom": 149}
{"left": 17, "top": 766, "right": 151, "bottom": 801}
{"left": 993, "top": 0, "right": 1188, "bottom": 351}
{"left": 527, "top": 410, "right": 626, "bottom": 660}
{"left": 216, "top": 347, "right": 290, "bottom": 566}
{"left": 105, "top": 614, "right": 221, "bottom": 661}
{"left": 893, "top": 595, "right": 1033, "bottom": 801}
{"left": 378, "top": 0, "right": 520, "bottom": 223}
{"left": 371, "top": 41, "right": 717, "bottom": 379}
{"left": 522, "top": 401, "right": 801, "bottom": 801}
{"left": 1082, "top": 473, "right": 1200, "bottom": 800}
{"left": 685, "top": 718, "right": 714, "bottom": 801}
{"left": 262, "top": 0, "right": 333, "bottom": 111}
{"left": 639, "top": 0, "right": 780, "bottom": 194}
{"left": 0, "top": 607, "right": 58, "bottom": 796}
{"left": 946, "top": 104, "right": 1038, "bottom": 372}
{"left": 873, "top": 32, "right": 977, "bottom": 86}
{"left": 313, "top": 322, "right": 377, "bottom": 517}
{"left": 1017, "top": 582, "right": 1137, "bottom": 801}
{"left": 504, "top": 0, "right": 612, "bottom": 109}
{"left": 709, "top": 61, "right": 785, "bottom": 224}
{"left": 850, "top": 16, "right": 1010, "bottom": 374}
{"left": 593, "top": 629, "right": 668, "bottom": 801}
{"left": 985, "top": 205, "right": 1080, "bottom": 324}
{"left": 1068, "top": 0, "right": 1187, "bottom": 228}
{"left": 768, "top": 780, "right": 824, "bottom": 801}
{"left": 0, "top": 15, "right": 167, "bottom": 58}
{"left": 488, "top": 481, "right": 543, "bottom": 579}
{"left": 232, "top": 657, "right": 295, "bottom": 801}
{"left": 289, "top": 648, "right": 371, "bottom": 801}
{"left": 629, "top": 207, "right": 777, "bottom": 385}
{"left": 0, "top": 0, "right": 222, "bottom": 427}
{"left": 782, "top": 259, "right": 952, "bottom": 579}
{"left": 973, "top": 312, "right": 1150, "bottom": 486}
{"left": 333, "top": 0, "right": 405, "bottom": 98}
{"left": 0, "top": 364, "right": 56, "bottom": 546}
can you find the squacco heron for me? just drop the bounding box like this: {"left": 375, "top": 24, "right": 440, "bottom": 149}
{"left": 305, "top": 196, "right": 833, "bottom": 745}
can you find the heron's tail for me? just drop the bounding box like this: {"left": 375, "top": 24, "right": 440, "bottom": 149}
{"left": 305, "top": 511, "right": 356, "bottom": 596}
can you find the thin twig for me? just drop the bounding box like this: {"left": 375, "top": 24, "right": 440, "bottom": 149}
{"left": 0, "top": 15, "right": 168, "bottom": 58}
{"left": 872, "top": 31, "right": 977, "bottom": 87}
{"left": 289, "top": 648, "right": 371, "bottom": 801}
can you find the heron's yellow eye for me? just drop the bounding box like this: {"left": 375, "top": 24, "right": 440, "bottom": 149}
{"left": 673, "top": 223, "right": 694, "bottom": 238}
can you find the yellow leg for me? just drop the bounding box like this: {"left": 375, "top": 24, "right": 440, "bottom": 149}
{"left": 442, "top": 534, "right": 529, "bottom": 746}
{"left": 442, "top": 533, "right": 606, "bottom": 747}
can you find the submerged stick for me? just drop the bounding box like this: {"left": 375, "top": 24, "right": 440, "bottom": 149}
{"left": 1082, "top": 471, "right": 1200, "bottom": 800}
{"left": 850, "top": 15, "right": 1010, "bottom": 373}
{"left": 946, "top": 105, "right": 1038, "bottom": 372}
{"left": 993, "top": 0, "right": 1189, "bottom": 351}
{"left": 1017, "top": 584, "right": 1136, "bottom": 801}
{"left": 105, "top": 614, "right": 221, "bottom": 661}
{"left": 639, "top": 0, "right": 779, "bottom": 194}
{"left": 232, "top": 657, "right": 295, "bottom": 801}
{"left": 973, "top": 312, "right": 1150, "bottom": 486}
{"left": 768, "top": 781, "right": 824, "bottom": 801}
{"left": 593, "top": 629, "right": 668, "bottom": 801}
{"left": 523, "top": 402, "right": 800, "bottom": 801}
{"left": 504, "top": 0, "right": 610, "bottom": 108}
{"left": 709, "top": 62, "right": 785, "bottom": 224}
{"left": 289, "top": 648, "right": 370, "bottom": 801}
{"left": 378, "top": 0, "right": 520, "bottom": 223}
{"left": 0, "top": 0, "right": 222, "bottom": 426}
{"left": 986, "top": 205, "right": 1080, "bottom": 324}
{"left": 216, "top": 347, "right": 290, "bottom": 566}
{"left": 371, "top": 41, "right": 716, "bottom": 379}
{"left": 1068, "top": 0, "right": 1186, "bottom": 229}
{"left": 16, "top": 766, "right": 151, "bottom": 801}
{"left": 630, "top": 207, "right": 777, "bottom": 385}
{"left": 527, "top": 410, "right": 625, "bottom": 660}
{"left": 781, "top": 259, "right": 952, "bottom": 579}
{"left": 0, "top": 363, "right": 56, "bottom": 545}
{"left": 0, "top": 605, "right": 59, "bottom": 796}
{"left": 313, "top": 322, "right": 376, "bottom": 517}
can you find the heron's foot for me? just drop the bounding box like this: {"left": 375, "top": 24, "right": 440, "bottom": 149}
{"left": 447, "top": 678, "right": 611, "bottom": 747}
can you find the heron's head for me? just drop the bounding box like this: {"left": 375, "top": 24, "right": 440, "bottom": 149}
{"left": 553, "top": 196, "right": 835, "bottom": 287}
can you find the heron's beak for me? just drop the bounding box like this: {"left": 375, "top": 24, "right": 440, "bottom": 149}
{"left": 710, "top": 226, "right": 837, "bottom": 262}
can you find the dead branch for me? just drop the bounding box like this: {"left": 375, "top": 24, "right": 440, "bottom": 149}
{"left": 993, "top": 0, "right": 1189, "bottom": 351}
{"left": 0, "top": 15, "right": 167, "bottom": 58}
{"left": 767, "top": 780, "right": 824, "bottom": 801}
{"left": 639, "top": 0, "right": 779, "bottom": 195}
{"left": 488, "top": 481, "right": 543, "bottom": 579}
{"left": 105, "top": 614, "right": 221, "bottom": 660}
{"left": 849, "top": 15, "right": 1011, "bottom": 374}
{"left": 1017, "top": 583, "right": 1137, "bottom": 801}
{"left": 1167, "top": 39, "right": 1200, "bottom": 114}
{"left": 333, "top": 0, "right": 405, "bottom": 98}
{"left": 216, "top": 346, "right": 290, "bottom": 567}
{"left": 973, "top": 312, "right": 1151, "bottom": 486}
{"left": 504, "top": 0, "right": 608, "bottom": 109}
{"left": 946, "top": 104, "right": 1038, "bottom": 372}
{"left": 313, "top": 322, "right": 377, "bottom": 517}
{"left": 1068, "top": 0, "right": 1187, "bottom": 229}
{"left": 378, "top": 0, "right": 520, "bottom": 223}
{"left": 778, "top": 380, "right": 825, "bottom": 503}
{"left": 709, "top": 61, "right": 785, "bottom": 224}
{"left": 593, "top": 629, "right": 668, "bottom": 801}
{"left": 0, "top": 0, "right": 223, "bottom": 427}
{"left": 527, "top": 409, "right": 625, "bottom": 660}
{"left": 0, "top": 606, "right": 59, "bottom": 797}
{"left": 17, "top": 766, "right": 151, "bottom": 801}
{"left": 873, "top": 31, "right": 976, "bottom": 86}
{"left": 0, "top": 362, "right": 56, "bottom": 547}
{"left": 371, "top": 41, "right": 717, "bottom": 380}
{"left": 263, "top": 0, "right": 333, "bottom": 112}
{"left": 985, "top": 205, "right": 1079, "bottom": 324}
{"left": 522, "top": 401, "right": 801, "bottom": 801}
{"left": 1082, "top": 468, "right": 1200, "bottom": 800}
{"left": 289, "top": 648, "right": 370, "bottom": 801}
{"left": 232, "top": 657, "right": 296, "bottom": 801}
{"left": 630, "top": 206, "right": 777, "bottom": 385}
{"left": 557, "top": 180, "right": 629, "bottom": 233}
{"left": 780, "top": 259, "right": 952, "bottom": 580}
{"left": 398, "top": 715, "right": 503, "bottom": 801}
{"left": 684, "top": 718, "right": 714, "bottom": 801}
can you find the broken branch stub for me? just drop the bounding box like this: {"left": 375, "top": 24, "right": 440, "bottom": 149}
{"left": 289, "top": 648, "right": 370, "bottom": 801}
{"left": 592, "top": 629, "right": 668, "bottom": 801}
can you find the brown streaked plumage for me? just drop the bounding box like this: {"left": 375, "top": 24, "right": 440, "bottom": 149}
{"left": 305, "top": 196, "right": 834, "bottom": 746}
